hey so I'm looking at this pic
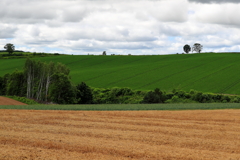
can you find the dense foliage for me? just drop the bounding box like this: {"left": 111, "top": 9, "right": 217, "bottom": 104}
{"left": 142, "top": 88, "right": 240, "bottom": 104}
{"left": 183, "top": 44, "right": 191, "bottom": 54}
{"left": 0, "top": 58, "right": 76, "bottom": 104}
{"left": 76, "top": 82, "right": 93, "bottom": 104}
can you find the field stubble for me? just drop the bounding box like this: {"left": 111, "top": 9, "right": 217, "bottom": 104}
{"left": 1, "top": 109, "right": 240, "bottom": 159}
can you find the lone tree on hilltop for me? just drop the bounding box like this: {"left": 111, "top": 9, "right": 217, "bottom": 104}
{"left": 4, "top": 43, "right": 15, "bottom": 54}
{"left": 183, "top": 44, "right": 191, "bottom": 54}
{"left": 192, "top": 43, "right": 203, "bottom": 53}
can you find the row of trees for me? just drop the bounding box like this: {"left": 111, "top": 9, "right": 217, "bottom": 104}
{"left": 4, "top": 43, "right": 204, "bottom": 56}
{"left": 0, "top": 59, "right": 93, "bottom": 104}
{"left": 183, "top": 43, "right": 203, "bottom": 54}
{"left": 142, "top": 88, "right": 240, "bottom": 103}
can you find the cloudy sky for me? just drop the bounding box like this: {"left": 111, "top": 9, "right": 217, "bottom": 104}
{"left": 0, "top": 0, "right": 240, "bottom": 55}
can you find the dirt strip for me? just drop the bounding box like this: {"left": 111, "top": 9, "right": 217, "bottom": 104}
{"left": 0, "top": 96, "right": 27, "bottom": 105}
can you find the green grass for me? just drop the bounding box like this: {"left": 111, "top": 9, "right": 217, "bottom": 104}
{"left": 1, "top": 53, "right": 240, "bottom": 94}
{"left": 1, "top": 103, "right": 240, "bottom": 111}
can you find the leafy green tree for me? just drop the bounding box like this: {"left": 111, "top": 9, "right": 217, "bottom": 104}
{"left": 6, "top": 70, "right": 25, "bottom": 96}
{"left": 49, "top": 73, "right": 76, "bottom": 104}
{"left": 183, "top": 44, "right": 191, "bottom": 54}
{"left": 0, "top": 76, "right": 4, "bottom": 95}
{"left": 4, "top": 43, "right": 15, "bottom": 54}
{"left": 142, "top": 88, "right": 165, "bottom": 103}
{"left": 76, "top": 82, "right": 93, "bottom": 104}
{"left": 24, "top": 58, "right": 71, "bottom": 102}
{"left": 1, "top": 74, "right": 10, "bottom": 95}
{"left": 192, "top": 43, "right": 203, "bottom": 53}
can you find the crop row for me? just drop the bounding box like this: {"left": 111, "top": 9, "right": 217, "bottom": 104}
{"left": 1, "top": 103, "right": 240, "bottom": 110}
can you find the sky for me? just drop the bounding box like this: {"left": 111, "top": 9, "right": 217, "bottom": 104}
{"left": 0, "top": 0, "right": 240, "bottom": 55}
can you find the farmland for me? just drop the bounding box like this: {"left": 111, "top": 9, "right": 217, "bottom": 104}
{"left": 1, "top": 53, "right": 240, "bottom": 94}
{"left": 1, "top": 109, "right": 240, "bottom": 159}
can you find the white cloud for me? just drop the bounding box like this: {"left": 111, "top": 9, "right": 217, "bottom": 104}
{"left": 191, "top": 3, "right": 240, "bottom": 26}
{"left": 0, "top": 0, "right": 239, "bottom": 55}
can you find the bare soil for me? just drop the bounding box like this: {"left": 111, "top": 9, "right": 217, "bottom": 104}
{"left": 1, "top": 109, "right": 240, "bottom": 160}
{"left": 0, "top": 96, "right": 27, "bottom": 105}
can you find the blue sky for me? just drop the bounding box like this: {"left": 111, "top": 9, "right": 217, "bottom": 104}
{"left": 0, "top": 0, "right": 240, "bottom": 55}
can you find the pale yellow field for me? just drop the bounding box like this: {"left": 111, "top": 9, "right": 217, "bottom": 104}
{"left": 1, "top": 109, "right": 240, "bottom": 160}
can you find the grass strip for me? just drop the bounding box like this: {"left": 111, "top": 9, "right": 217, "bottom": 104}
{"left": 0, "top": 103, "right": 240, "bottom": 111}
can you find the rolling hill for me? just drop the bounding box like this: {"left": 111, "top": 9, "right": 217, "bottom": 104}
{"left": 1, "top": 53, "right": 240, "bottom": 94}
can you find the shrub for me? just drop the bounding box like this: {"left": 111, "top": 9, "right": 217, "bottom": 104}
{"left": 142, "top": 88, "right": 166, "bottom": 103}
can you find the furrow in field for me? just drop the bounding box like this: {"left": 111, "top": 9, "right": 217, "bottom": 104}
{"left": 83, "top": 56, "right": 152, "bottom": 81}
{"left": 64, "top": 56, "right": 97, "bottom": 66}
{"left": 1, "top": 126, "right": 240, "bottom": 160}
{"left": 218, "top": 78, "right": 240, "bottom": 93}
{"left": 181, "top": 64, "right": 234, "bottom": 89}
{"left": 139, "top": 57, "right": 226, "bottom": 89}
{"left": 90, "top": 56, "right": 173, "bottom": 87}
{"left": 1, "top": 110, "right": 240, "bottom": 159}
{"left": 105, "top": 63, "right": 171, "bottom": 87}
{"left": 1, "top": 118, "right": 240, "bottom": 150}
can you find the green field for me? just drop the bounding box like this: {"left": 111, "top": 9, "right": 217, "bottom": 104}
{"left": 1, "top": 53, "right": 240, "bottom": 94}
{"left": 1, "top": 103, "right": 240, "bottom": 110}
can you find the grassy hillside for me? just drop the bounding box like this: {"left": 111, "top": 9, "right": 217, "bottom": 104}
{"left": 1, "top": 53, "right": 240, "bottom": 94}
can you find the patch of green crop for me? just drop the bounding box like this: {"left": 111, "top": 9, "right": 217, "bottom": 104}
{"left": 1, "top": 103, "right": 240, "bottom": 111}
{"left": 1, "top": 53, "right": 240, "bottom": 95}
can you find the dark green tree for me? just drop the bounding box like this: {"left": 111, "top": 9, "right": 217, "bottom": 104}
{"left": 0, "top": 76, "right": 4, "bottom": 95}
{"left": 142, "top": 88, "right": 166, "bottom": 103}
{"left": 49, "top": 73, "right": 76, "bottom": 104}
{"left": 4, "top": 43, "right": 15, "bottom": 54}
{"left": 6, "top": 70, "right": 25, "bottom": 96}
{"left": 76, "top": 82, "right": 93, "bottom": 104}
{"left": 183, "top": 44, "right": 191, "bottom": 54}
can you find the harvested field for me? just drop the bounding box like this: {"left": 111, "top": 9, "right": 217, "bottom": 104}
{"left": 0, "top": 97, "right": 27, "bottom": 105}
{"left": 1, "top": 109, "right": 240, "bottom": 160}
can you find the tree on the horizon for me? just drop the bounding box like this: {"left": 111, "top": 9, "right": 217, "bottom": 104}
{"left": 192, "top": 43, "right": 203, "bottom": 53}
{"left": 183, "top": 44, "right": 191, "bottom": 54}
{"left": 4, "top": 43, "right": 15, "bottom": 54}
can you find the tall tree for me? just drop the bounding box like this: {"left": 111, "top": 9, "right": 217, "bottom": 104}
{"left": 49, "top": 73, "right": 76, "bottom": 104}
{"left": 24, "top": 58, "right": 71, "bottom": 102}
{"left": 4, "top": 43, "right": 15, "bottom": 54}
{"left": 76, "top": 82, "right": 93, "bottom": 104}
{"left": 6, "top": 70, "right": 25, "bottom": 96}
{"left": 183, "top": 44, "right": 191, "bottom": 54}
{"left": 192, "top": 43, "right": 203, "bottom": 53}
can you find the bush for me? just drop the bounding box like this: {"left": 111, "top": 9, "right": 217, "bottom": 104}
{"left": 165, "top": 95, "right": 197, "bottom": 103}
{"left": 92, "top": 87, "right": 145, "bottom": 104}
{"left": 142, "top": 88, "right": 166, "bottom": 103}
